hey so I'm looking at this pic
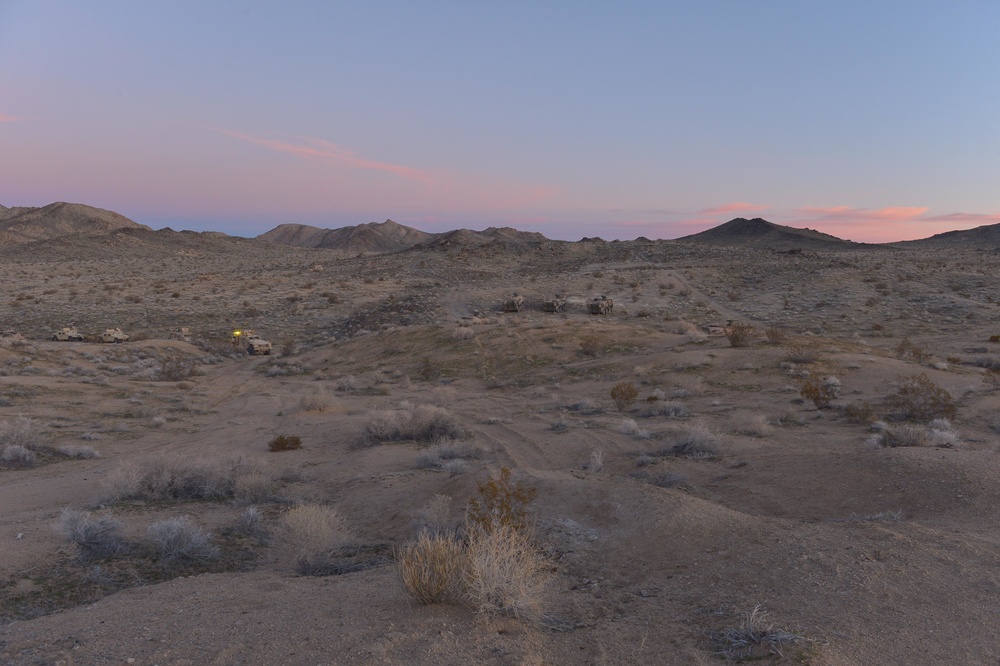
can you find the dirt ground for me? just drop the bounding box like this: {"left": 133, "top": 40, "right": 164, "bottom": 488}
{"left": 3, "top": 234, "right": 1000, "bottom": 665}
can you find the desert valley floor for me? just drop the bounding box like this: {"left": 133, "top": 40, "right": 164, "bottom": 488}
{"left": 3, "top": 214, "right": 1000, "bottom": 664}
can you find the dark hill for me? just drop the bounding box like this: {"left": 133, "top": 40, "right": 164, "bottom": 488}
{"left": 258, "top": 220, "right": 432, "bottom": 253}
{"left": 892, "top": 222, "right": 1000, "bottom": 249}
{"left": 677, "top": 217, "right": 864, "bottom": 250}
{"left": 0, "top": 202, "right": 149, "bottom": 246}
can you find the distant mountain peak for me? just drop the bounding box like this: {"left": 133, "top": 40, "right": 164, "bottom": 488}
{"left": 678, "top": 217, "right": 858, "bottom": 249}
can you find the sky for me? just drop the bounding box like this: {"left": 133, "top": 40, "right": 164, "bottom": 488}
{"left": 1, "top": 1, "right": 998, "bottom": 243}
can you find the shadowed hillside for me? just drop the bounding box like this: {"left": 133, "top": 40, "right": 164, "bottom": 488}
{"left": 678, "top": 217, "right": 868, "bottom": 250}
{"left": 258, "top": 219, "right": 432, "bottom": 252}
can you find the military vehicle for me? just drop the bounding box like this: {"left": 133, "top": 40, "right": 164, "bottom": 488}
{"left": 99, "top": 328, "right": 130, "bottom": 343}
{"left": 502, "top": 293, "right": 525, "bottom": 312}
{"left": 588, "top": 296, "right": 614, "bottom": 315}
{"left": 543, "top": 295, "right": 567, "bottom": 313}
{"left": 52, "top": 326, "right": 84, "bottom": 341}
{"left": 245, "top": 333, "right": 273, "bottom": 355}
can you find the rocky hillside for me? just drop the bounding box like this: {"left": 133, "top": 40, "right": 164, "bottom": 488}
{"left": 677, "top": 217, "right": 866, "bottom": 250}
{"left": 258, "top": 219, "right": 432, "bottom": 253}
{"left": 0, "top": 202, "right": 149, "bottom": 246}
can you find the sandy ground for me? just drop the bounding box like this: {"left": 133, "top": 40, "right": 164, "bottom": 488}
{"left": 3, "top": 237, "right": 1000, "bottom": 664}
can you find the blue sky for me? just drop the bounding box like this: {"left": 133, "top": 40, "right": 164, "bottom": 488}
{"left": 1, "top": 1, "right": 998, "bottom": 241}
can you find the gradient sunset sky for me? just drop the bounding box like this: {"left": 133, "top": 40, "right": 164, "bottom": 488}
{"left": 1, "top": 1, "right": 998, "bottom": 242}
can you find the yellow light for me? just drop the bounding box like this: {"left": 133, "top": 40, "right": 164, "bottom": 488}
{"left": 233, "top": 331, "right": 241, "bottom": 336}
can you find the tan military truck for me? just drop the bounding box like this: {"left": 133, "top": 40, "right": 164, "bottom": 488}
{"left": 99, "top": 328, "right": 130, "bottom": 343}
{"left": 588, "top": 296, "right": 614, "bottom": 315}
{"left": 245, "top": 333, "right": 272, "bottom": 355}
{"left": 52, "top": 326, "right": 84, "bottom": 341}
{"left": 502, "top": 293, "right": 525, "bottom": 312}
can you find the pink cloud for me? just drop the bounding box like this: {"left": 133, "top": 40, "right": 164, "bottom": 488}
{"left": 0, "top": 113, "right": 19, "bottom": 123}
{"left": 797, "top": 205, "right": 930, "bottom": 221}
{"left": 925, "top": 212, "right": 1000, "bottom": 225}
{"left": 219, "top": 129, "right": 436, "bottom": 185}
{"left": 699, "top": 202, "right": 769, "bottom": 215}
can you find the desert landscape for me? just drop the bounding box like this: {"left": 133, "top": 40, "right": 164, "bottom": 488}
{"left": 3, "top": 202, "right": 1000, "bottom": 665}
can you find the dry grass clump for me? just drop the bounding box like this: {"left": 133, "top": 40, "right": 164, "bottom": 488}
{"left": 452, "top": 326, "right": 476, "bottom": 341}
{"left": 867, "top": 419, "right": 958, "bottom": 449}
{"left": 55, "top": 508, "right": 130, "bottom": 560}
{"left": 396, "top": 532, "right": 467, "bottom": 604}
{"left": 466, "top": 467, "right": 537, "bottom": 534}
{"left": 665, "top": 425, "right": 721, "bottom": 459}
{"left": 733, "top": 413, "right": 773, "bottom": 437}
{"left": 359, "top": 403, "right": 464, "bottom": 447}
{"left": 146, "top": 516, "right": 219, "bottom": 562}
{"left": 56, "top": 444, "right": 100, "bottom": 459}
{"left": 156, "top": 356, "right": 198, "bottom": 381}
{"left": 619, "top": 419, "right": 650, "bottom": 438}
{"left": 103, "top": 456, "right": 277, "bottom": 503}
{"left": 0, "top": 415, "right": 45, "bottom": 450}
{"left": 415, "top": 442, "right": 485, "bottom": 470}
{"left": 715, "top": 605, "right": 803, "bottom": 660}
{"left": 882, "top": 373, "right": 957, "bottom": 422}
{"left": 641, "top": 401, "right": 689, "bottom": 419}
{"left": 299, "top": 388, "right": 333, "bottom": 412}
{"left": 464, "top": 523, "right": 547, "bottom": 621}
{"left": 281, "top": 504, "right": 353, "bottom": 575}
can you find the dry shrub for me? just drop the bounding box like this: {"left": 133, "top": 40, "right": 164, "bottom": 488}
{"left": 665, "top": 425, "right": 720, "bottom": 459}
{"left": 883, "top": 373, "right": 957, "bottom": 422}
{"left": 799, "top": 376, "right": 840, "bottom": 408}
{"left": 1, "top": 444, "right": 37, "bottom": 467}
{"left": 466, "top": 467, "right": 537, "bottom": 534}
{"left": 281, "top": 504, "right": 352, "bottom": 575}
{"left": 452, "top": 327, "right": 475, "bottom": 341}
{"left": 55, "top": 509, "right": 129, "bottom": 560}
{"left": 414, "top": 494, "right": 455, "bottom": 536}
{"left": 578, "top": 333, "right": 609, "bottom": 356}
{"left": 878, "top": 424, "right": 929, "bottom": 448}
{"left": 610, "top": 381, "right": 639, "bottom": 411}
{"left": 56, "top": 444, "right": 100, "bottom": 459}
{"left": 844, "top": 401, "right": 878, "bottom": 424}
{"left": 0, "top": 415, "right": 45, "bottom": 450}
{"left": 725, "top": 322, "right": 757, "bottom": 348}
{"left": 157, "top": 356, "right": 198, "bottom": 381}
{"left": 396, "top": 532, "right": 467, "bottom": 604}
{"left": 894, "top": 337, "right": 930, "bottom": 364}
{"left": 300, "top": 388, "right": 333, "bottom": 412}
{"left": 103, "top": 457, "right": 275, "bottom": 503}
{"left": 464, "top": 523, "right": 546, "bottom": 621}
{"left": 359, "top": 404, "right": 464, "bottom": 447}
{"left": 146, "top": 516, "right": 218, "bottom": 562}
{"left": 764, "top": 326, "right": 787, "bottom": 345}
{"left": 269, "top": 434, "right": 302, "bottom": 452}
{"left": 715, "top": 605, "right": 803, "bottom": 660}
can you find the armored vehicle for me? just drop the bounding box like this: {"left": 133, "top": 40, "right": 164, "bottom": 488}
{"left": 99, "top": 328, "right": 130, "bottom": 343}
{"left": 543, "top": 295, "right": 567, "bottom": 313}
{"left": 502, "top": 293, "right": 525, "bottom": 313}
{"left": 588, "top": 296, "right": 614, "bottom": 315}
{"left": 245, "top": 334, "right": 272, "bottom": 355}
{"left": 52, "top": 326, "right": 84, "bottom": 342}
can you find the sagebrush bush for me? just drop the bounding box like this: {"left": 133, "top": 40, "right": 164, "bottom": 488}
{"left": 359, "top": 404, "right": 464, "bottom": 447}
{"left": 299, "top": 389, "right": 332, "bottom": 412}
{"left": 396, "top": 532, "right": 467, "bottom": 604}
{"left": 610, "top": 382, "right": 638, "bottom": 411}
{"left": 1, "top": 444, "right": 37, "bottom": 466}
{"left": 0, "top": 416, "right": 45, "bottom": 450}
{"left": 883, "top": 373, "right": 957, "bottom": 421}
{"left": 55, "top": 508, "right": 129, "bottom": 560}
{"left": 146, "top": 516, "right": 218, "bottom": 562}
{"left": 666, "top": 425, "right": 720, "bottom": 459}
{"left": 103, "top": 456, "right": 276, "bottom": 503}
